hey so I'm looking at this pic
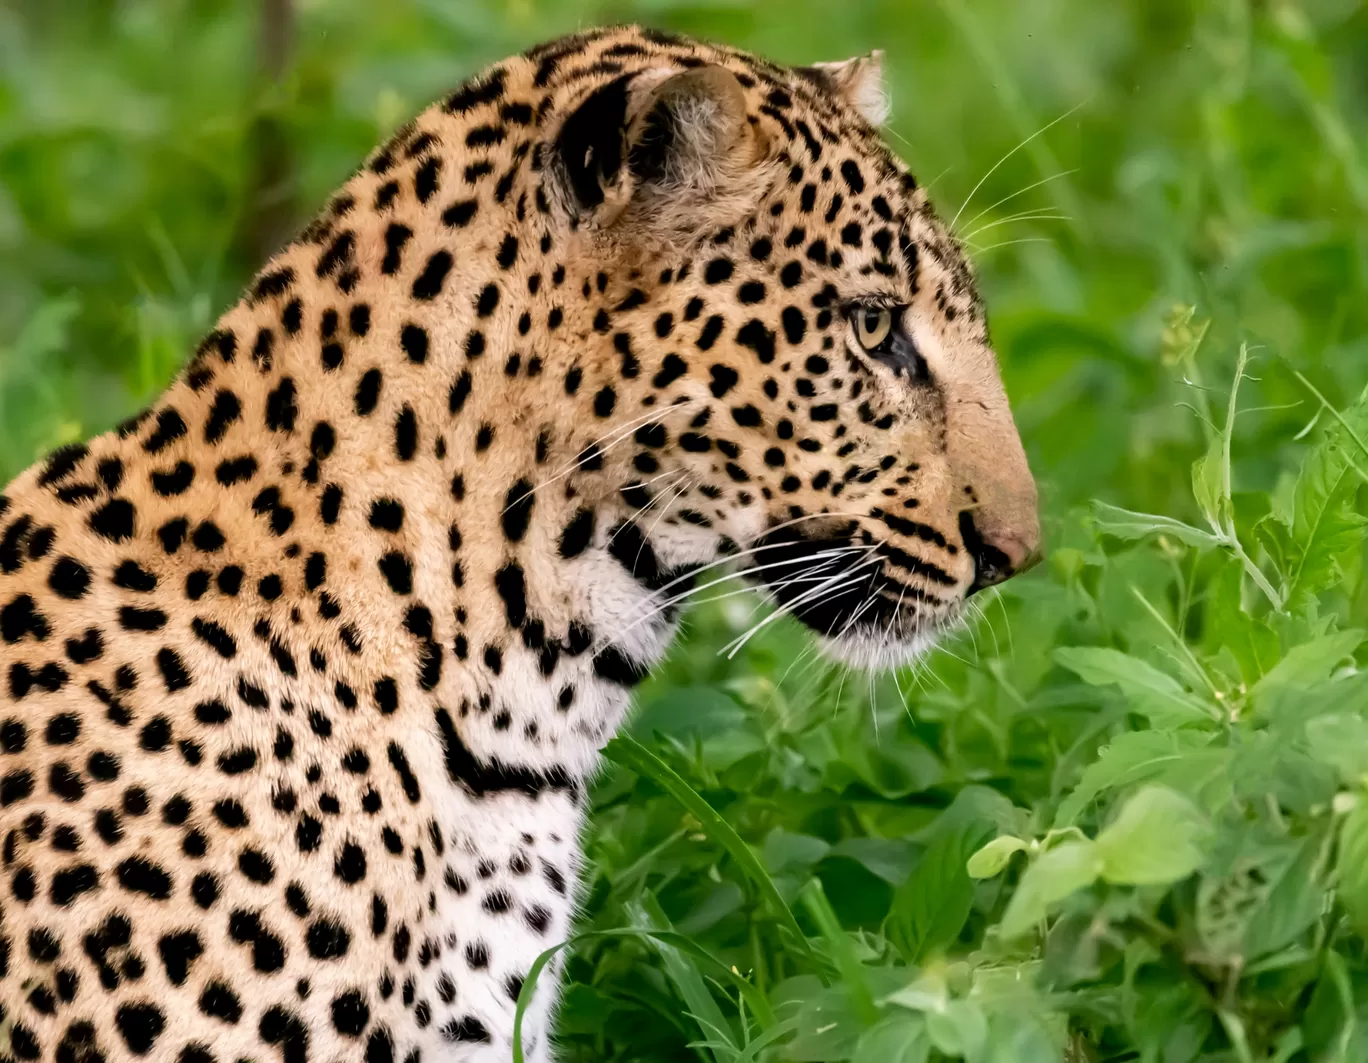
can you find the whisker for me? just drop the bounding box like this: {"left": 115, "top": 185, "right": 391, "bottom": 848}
{"left": 950, "top": 100, "right": 1087, "bottom": 232}
{"left": 721, "top": 556, "right": 883, "bottom": 659}
{"left": 959, "top": 168, "right": 1080, "bottom": 232}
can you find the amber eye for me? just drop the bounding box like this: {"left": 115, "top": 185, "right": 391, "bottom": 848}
{"left": 852, "top": 307, "right": 894, "bottom": 353}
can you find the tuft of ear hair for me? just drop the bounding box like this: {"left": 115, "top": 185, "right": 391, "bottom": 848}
{"left": 553, "top": 64, "right": 768, "bottom": 239}
{"left": 802, "top": 52, "right": 890, "bottom": 127}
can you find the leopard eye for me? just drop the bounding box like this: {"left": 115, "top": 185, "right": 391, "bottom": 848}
{"left": 852, "top": 307, "right": 894, "bottom": 353}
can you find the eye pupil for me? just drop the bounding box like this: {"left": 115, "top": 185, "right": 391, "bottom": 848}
{"left": 864, "top": 311, "right": 881, "bottom": 331}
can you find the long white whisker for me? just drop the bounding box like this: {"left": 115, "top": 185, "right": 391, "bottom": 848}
{"left": 963, "top": 212, "right": 1071, "bottom": 242}
{"left": 601, "top": 546, "right": 870, "bottom": 648}
{"left": 721, "top": 554, "right": 883, "bottom": 659}
{"left": 521, "top": 401, "right": 702, "bottom": 506}
{"left": 950, "top": 100, "right": 1087, "bottom": 232}
{"left": 959, "top": 168, "right": 1080, "bottom": 232}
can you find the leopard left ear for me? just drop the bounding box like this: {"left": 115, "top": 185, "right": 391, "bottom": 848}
{"left": 800, "top": 52, "right": 890, "bottom": 126}
{"left": 552, "top": 64, "right": 767, "bottom": 235}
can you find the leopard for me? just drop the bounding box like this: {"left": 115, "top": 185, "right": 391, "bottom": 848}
{"left": 0, "top": 24, "right": 1039, "bottom": 1063}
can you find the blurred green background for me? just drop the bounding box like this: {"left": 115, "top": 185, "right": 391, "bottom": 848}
{"left": 4, "top": 2, "right": 1368, "bottom": 1060}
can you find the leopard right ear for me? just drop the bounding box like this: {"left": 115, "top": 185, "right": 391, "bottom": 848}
{"left": 798, "top": 52, "right": 890, "bottom": 126}
{"left": 552, "top": 65, "right": 767, "bottom": 235}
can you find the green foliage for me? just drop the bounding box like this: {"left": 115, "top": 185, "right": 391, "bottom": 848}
{"left": 6, "top": 1, "right": 1368, "bottom": 1060}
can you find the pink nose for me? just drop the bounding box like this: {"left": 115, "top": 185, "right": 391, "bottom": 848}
{"left": 959, "top": 513, "right": 1041, "bottom": 593}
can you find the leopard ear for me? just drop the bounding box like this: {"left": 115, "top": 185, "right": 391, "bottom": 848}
{"left": 800, "top": 52, "right": 890, "bottom": 126}
{"left": 553, "top": 65, "right": 766, "bottom": 233}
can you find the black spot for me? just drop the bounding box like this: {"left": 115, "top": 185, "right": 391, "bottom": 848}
{"left": 501, "top": 479, "right": 534, "bottom": 541}
{"left": 332, "top": 990, "right": 371, "bottom": 1037}
{"left": 494, "top": 564, "right": 527, "bottom": 627}
{"left": 143, "top": 409, "right": 188, "bottom": 454}
{"left": 157, "top": 648, "right": 191, "bottom": 692}
{"left": 266, "top": 377, "right": 298, "bottom": 433}
{"left": 435, "top": 707, "right": 572, "bottom": 799}
{"left": 475, "top": 283, "right": 500, "bottom": 317}
{"left": 442, "top": 199, "right": 478, "bottom": 227}
{"left": 355, "top": 370, "right": 382, "bottom": 416}
{"left": 840, "top": 159, "right": 865, "bottom": 194}
{"left": 158, "top": 931, "right": 204, "bottom": 986}
{"left": 120, "top": 606, "right": 167, "bottom": 632}
{"left": 48, "top": 557, "right": 91, "bottom": 600}
{"left": 51, "top": 863, "right": 99, "bottom": 905}
{"left": 259, "top": 1005, "right": 310, "bottom": 1063}
{"left": 378, "top": 553, "right": 413, "bottom": 595}
{"left": 117, "top": 855, "right": 171, "bottom": 899}
{"left": 111, "top": 560, "right": 156, "bottom": 595}
{"left": 199, "top": 980, "right": 242, "bottom": 1023}
{"left": 442, "top": 1016, "right": 491, "bottom": 1044}
{"left": 115, "top": 1002, "right": 166, "bottom": 1055}
{"left": 89, "top": 499, "right": 135, "bottom": 542}
{"left": 401, "top": 324, "right": 429, "bottom": 364}
{"left": 449, "top": 371, "right": 472, "bottom": 414}
{"left": 412, "top": 251, "right": 453, "bottom": 300}
{"left": 335, "top": 841, "right": 367, "bottom": 884}
{"left": 415, "top": 157, "right": 441, "bottom": 202}
{"left": 394, "top": 407, "right": 418, "bottom": 460}
{"left": 381, "top": 223, "right": 413, "bottom": 274}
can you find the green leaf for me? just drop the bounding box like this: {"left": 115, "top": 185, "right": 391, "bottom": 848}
{"left": 1091, "top": 500, "right": 1220, "bottom": 548}
{"left": 852, "top": 1015, "right": 931, "bottom": 1063}
{"left": 925, "top": 1001, "right": 988, "bottom": 1061}
{"left": 888, "top": 819, "right": 995, "bottom": 961}
{"left": 627, "top": 895, "right": 738, "bottom": 1063}
{"left": 999, "top": 840, "right": 1102, "bottom": 939}
{"left": 1251, "top": 629, "right": 1365, "bottom": 711}
{"left": 1191, "top": 435, "right": 1227, "bottom": 529}
{"left": 1095, "top": 785, "right": 1210, "bottom": 886}
{"left": 1241, "top": 836, "right": 1325, "bottom": 960}
{"left": 1305, "top": 713, "right": 1368, "bottom": 786}
{"left": 1284, "top": 397, "right": 1368, "bottom": 613}
{"left": 1054, "top": 730, "right": 1220, "bottom": 827}
{"left": 967, "top": 835, "right": 1029, "bottom": 879}
{"left": 1053, "top": 646, "right": 1218, "bottom": 727}
{"left": 800, "top": 879, "right": 879, "bottom": 1026}
{"left": 604, "top": 734, "right": 820, "bottom": 974}
{"left": 1337, "top": 800, "right": 1368, "bottom": 936}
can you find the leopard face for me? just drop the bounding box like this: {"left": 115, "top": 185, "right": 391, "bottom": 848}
{"left": 517, "top": 32, "right": 1040, "bottom": 669}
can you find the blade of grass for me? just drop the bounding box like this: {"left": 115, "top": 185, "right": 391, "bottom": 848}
{"left": 800, "top": 878, "right": 880, "bottom": 1027}
{"left": 605, "top": 734, "right": 823, "bottom": 977}
{"left": 512, "top": 927, "right": 775, "bottom": 1063}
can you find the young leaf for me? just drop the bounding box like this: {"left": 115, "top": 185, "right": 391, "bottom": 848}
{"left": 1095, "top": 785, "right": 1210, "bottom": 886}
{"left": 1305, "top": 714, "right": 1368, "bottom": 786}
{"left": 853, "top": 1014, "right": 931, "bottom": 1063}
{"left": 1284, "top": 397, "right": 1368, "bottom": 613}
{"left": 1251, "top": 629, "right": 1365, "bottom": 712}
{"left": 925, "top": 1000, "right": 988, "bottom": 1062}
{"left": 1191, "top": 435, "right": 1227, "bottom": 531}
{"left": 1054, "top": 647, "right": 1219, "bottom": 727}
{"left": 999, "top": 840, "right": 1102, "bottom": 940}
{"left": 967, "top": 835, "right": 1029, "bottom": 879}
{"left": 1054, "top": 730, "right": 1220, "bottom": 827}
{"left": 888, "top": 818, "right": 995, "bottom": 961}
{"left": 1091, "top": 501, "right": 1219, "bottom": 548}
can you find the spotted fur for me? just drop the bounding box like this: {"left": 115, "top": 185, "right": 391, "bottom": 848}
{"left": 0, "top": 26, "right": 1037, "bottom": 1063}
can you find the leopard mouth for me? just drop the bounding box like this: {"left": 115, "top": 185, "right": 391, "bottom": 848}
{"left": 743, "top": 524, "right": 962, "bottom": 664}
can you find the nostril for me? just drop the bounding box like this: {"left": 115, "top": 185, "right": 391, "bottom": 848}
{"left": 958, "top": 511, "right": 1021, "bottom": 595}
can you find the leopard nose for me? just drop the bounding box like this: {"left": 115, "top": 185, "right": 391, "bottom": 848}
{"left": 958, "top": 511, "right": 1041, "bottom": 594}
